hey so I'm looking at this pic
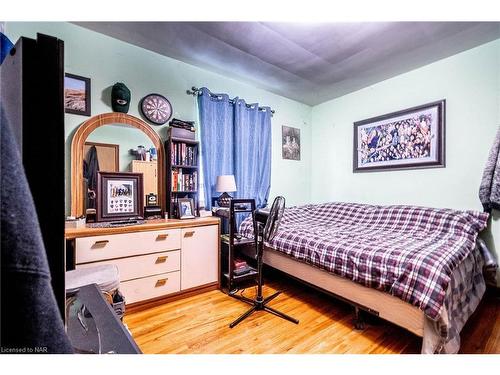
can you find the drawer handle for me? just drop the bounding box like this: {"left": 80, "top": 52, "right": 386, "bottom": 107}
{"left": 155, "top": 256, "right": 168, "bottom": 264}
{"left": 155, "top": 278, "right": 168, "bottom": 287}
{"left": 94, "top": 240, "right": 109, "bottom": 246}
{"left": 184, "top": 231, "right": 195, "bottom": 238}
{"left": 156, "top": 233, "right": 169, "bottom": 240}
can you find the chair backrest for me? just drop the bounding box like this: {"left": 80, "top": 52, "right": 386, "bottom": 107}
{"left": 263, "top": 196, "right": 286, "bottom": 242}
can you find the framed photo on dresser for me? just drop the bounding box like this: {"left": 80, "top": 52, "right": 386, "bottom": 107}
{"left": 96, "top": 172, "right": 143, "bottom": 222}
{"left": 178, "top": 198, "right": 195, "bottom": 219}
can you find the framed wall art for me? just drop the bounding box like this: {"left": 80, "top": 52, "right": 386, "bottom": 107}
{"left": 353, "top": 100, "right": 445, "bottom": 172}
{"left": 64, "top": 73, "right": 91, "bottom": 116}
{"left": 96, "top": 172, "right": 143, "bottom": 222}
{"left": 282, "top": 125, "right": 301, "bottom": 161}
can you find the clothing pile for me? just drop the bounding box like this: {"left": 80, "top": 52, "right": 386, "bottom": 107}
{"left": 479, "top": 126, "right": 500, "bottom": 212}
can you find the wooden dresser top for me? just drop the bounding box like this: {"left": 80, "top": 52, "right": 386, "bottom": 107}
{"left": 65, "top": 217, "right": 220, "bottom": 239}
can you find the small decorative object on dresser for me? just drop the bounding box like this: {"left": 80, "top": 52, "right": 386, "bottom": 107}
{"left": 144, "top": 193, "right": 162, "bottom": 220}
{"left": 96, "top": 172, "right": 143, "bottom": 222}
{"left": 353, "top": 99, "right": 445, "bottom": 172}
{"left": 146, "top": 193, "right": 158, "bottom": 206}
{"left": 64, "top": 73, "right": 91, "bottom": 116}
{"left": 140, "top": 93, "right": 172, "bottom": 125}
{"left": 178, "top": 198, "right": 196, "bottom": 219}
{"left": 215, "top": 175, "right": 237, "bottom": 207}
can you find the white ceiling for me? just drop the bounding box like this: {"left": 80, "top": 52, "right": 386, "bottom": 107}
{"left": 75, "top": 22, "right": 500, "bottom": 106}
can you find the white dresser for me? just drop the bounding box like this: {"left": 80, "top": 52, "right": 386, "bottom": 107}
{"left": 65, "top": 217, "right": 220, "bottom": 309}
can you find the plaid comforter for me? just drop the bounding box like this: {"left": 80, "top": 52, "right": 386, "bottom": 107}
{"left": 239, "top": 202, "right": 489, "bottom": 320}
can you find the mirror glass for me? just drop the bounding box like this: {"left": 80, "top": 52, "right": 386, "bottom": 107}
{"left": 83, "top": 123, "right": 159, "bottom": 212}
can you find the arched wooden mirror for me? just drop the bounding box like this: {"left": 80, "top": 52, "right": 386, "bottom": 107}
{"left": 71, "top": 112, "right": 165, "bottom": 217}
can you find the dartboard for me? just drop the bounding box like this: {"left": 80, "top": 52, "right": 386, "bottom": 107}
{"left": 140, "top": 94, "right": 172, "bottom": 125}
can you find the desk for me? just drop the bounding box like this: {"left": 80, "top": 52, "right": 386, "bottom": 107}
{"left": 66, "top": 283, "right": 141, "bottom": 354}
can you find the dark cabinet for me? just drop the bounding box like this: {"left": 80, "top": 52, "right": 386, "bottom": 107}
{"left": 1, "top": 33, "right": 66, "bottom": 318}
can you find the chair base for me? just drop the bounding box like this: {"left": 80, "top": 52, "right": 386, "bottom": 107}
{"left": 228, "top": 290, "right": 299, "bottom": 328}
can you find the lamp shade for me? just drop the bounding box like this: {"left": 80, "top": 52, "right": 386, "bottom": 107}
{"left": 215, "top": 175, "right": 237, "bottom": 192}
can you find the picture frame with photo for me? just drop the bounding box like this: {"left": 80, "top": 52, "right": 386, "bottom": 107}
{"left": 353, "top": 100, "right": 445, "bottom": 172}
{"left": 64, "top": 73, "right": 91, "bottom": 116}
{"left": 177, "top": 198, "right": 195, "bottom": 219}
{"left": 96, "top": 172, "right": 143, "bottom": 222}
{"left": 282, "top": 125, "right": 301, "bottom": 161}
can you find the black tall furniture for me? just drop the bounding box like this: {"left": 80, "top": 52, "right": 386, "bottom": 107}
{"left": 1, "top": 33, "right": 66, "bottom": 319}
{"left": 218, "top": 199, "right": 260, "bottom": 293}
{"left": 165, "top": 127, "right": 199, "bottom": 218}
{"left": 228, "top": 196, "right": 299, "bottom": 328}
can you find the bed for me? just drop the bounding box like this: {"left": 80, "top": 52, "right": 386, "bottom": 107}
{"left": 239, "top": 201, "right": 490, "bottom": 353}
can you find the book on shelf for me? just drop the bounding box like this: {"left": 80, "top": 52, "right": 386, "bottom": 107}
{"left": 170, "top": 142, "right": 197, "bottom": 166}
{"left": 233, "top": 265, "right": 253, "bottom": 276}
{"left": 233, "top": 258, "right": 247, "bottom": 269}
{"left": 171, "top": 169, "right": 197, "bottom": 192}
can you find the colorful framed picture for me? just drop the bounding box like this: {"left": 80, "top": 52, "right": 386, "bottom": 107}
{"left": 353, "top": 100, "right": 445, "bottom": 172}
{"left": 64, "top": 73, "right": 91, "bottom": 116}
{"left": 178, "top": 198, "right": 195, "bottom": 219}
{"left": 96, "top": 172, "right": 143, "bottom": 222}
{"left": 282, "top": 125, "right": 301, "bottom": 161}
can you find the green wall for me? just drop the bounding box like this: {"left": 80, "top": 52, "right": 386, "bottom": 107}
{"left": 4, "top": 22, "right": 312, "bottom": 212}
{"left": 5, "top": 22, "right": 499, "bottom": 283}
{"left": 311, "top": 39, "right": 500, "bottom": 285}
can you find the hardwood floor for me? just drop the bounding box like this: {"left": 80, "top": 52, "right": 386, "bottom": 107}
{"left": 124, "top": 275, "right": 499, "bottom": 354}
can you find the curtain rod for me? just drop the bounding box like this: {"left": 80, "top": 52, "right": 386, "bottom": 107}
{"left": 186, "top": 86, "right": 275, "bottom": 115}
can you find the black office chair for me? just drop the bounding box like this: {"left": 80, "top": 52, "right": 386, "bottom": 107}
{"left": 229, "top": 196, "right": 299, "bottom": 328}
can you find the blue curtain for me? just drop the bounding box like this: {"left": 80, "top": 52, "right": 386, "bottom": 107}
{"left": 197, "top": 88, "right": 272, "bottom": 213}
{"left": 198, "top": 87, "right": 235, "bottom": 209}
{"left": 233, "top": 99, "right": 272, "bottom": 208}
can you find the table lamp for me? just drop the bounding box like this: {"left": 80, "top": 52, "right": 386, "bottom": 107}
{"left": 215, "top": 175, "right": 237, "bottom": 207}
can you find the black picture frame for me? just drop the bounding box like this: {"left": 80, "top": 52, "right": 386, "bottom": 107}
{"left": 64, "top": 73, "right": 91, "bottom": 116}
{"left": 177, "top": 198, "right": 195, "bottom": 219}
{"left": 353, "top": 99, "right": 445, "bottom": 173}
{"left": 96, "top": 172, "right": 143, "bottom": 222}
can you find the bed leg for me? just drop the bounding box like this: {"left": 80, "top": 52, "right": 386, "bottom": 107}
{"left": 353, "top": 306, "right": 365, "bottom": 330}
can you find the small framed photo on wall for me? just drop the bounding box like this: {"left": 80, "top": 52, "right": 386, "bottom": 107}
{"left": 64, "top": 73, "right": 91, "bottom": 116}
{"left": 282, "top": 125, "right": 301, "bottom": 161}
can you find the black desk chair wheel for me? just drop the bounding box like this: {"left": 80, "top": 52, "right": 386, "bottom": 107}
{"left": 229, "top": 196, "right": 299, "bottom": 328}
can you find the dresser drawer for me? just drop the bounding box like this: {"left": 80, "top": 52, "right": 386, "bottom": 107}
{"left": 76, "top": 229, "right": 181, "bottom": 263}
{"left": 76, "top": 250, "right": 181, "bottom": 282}
{"left": 120, "top": 271, "right": 180, "bottom": 304}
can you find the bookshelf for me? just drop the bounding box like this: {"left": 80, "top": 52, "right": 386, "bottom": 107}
{"left": 166, "top": 127, "right": 199, "bottom": 218}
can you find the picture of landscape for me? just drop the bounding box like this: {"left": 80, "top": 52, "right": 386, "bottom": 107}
{"left": 64, "top": 73, "right": 90, "bottom": 116}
